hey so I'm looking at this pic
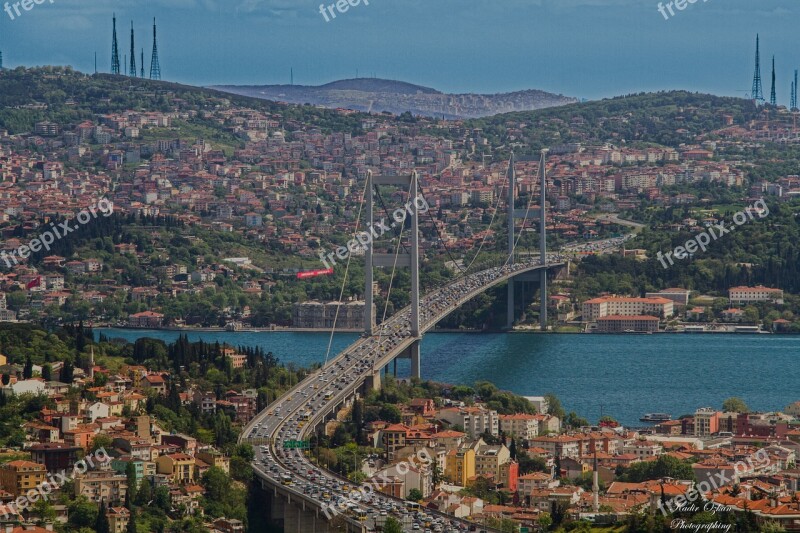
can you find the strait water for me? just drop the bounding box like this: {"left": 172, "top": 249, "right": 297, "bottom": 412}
{"left": 97, "top": 329, "right": 800, "bottom": 427}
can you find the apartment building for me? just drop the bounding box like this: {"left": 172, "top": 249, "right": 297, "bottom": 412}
{"left": 437, "top": 406, "right": 499, "bottom": 439}
{"left": 445, "top": 448, "right": 475, "bottom": 487}
{"left": 528, "top": 435, "right": 582, "bottom": 459}
{"left": 499, "top": 414, "right": 540, "bottom": 440}
{"left": 155, "top": 453, "right": 195, "bottom": 483}
{"left": 0, "top": 460, "right": 47, "bottom": 496}
{"left": 474, "top": 444, "right": 517, "bottom": 489}
{"left": 74, "top": 469, "right": 128, "bottom": 504}
{"left": 694, "top": 408, "right": 720, "bottom": 437}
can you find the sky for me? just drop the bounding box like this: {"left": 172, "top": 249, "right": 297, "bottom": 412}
{"left": 0, "top": 0, "right": 798, "bottom": 102}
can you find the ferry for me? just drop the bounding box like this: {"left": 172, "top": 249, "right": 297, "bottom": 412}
{"left": 640, "top": 413, "right": 672, "bottom": 423}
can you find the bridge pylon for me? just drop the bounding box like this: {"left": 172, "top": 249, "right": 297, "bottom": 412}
{"left": 365, "top": 171, "right": 422, "bottom": 381}
{"left": 507, "top": 149, "right": 549, "bottom": 331}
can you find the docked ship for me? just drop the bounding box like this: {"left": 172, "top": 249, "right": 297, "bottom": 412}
{"left": 640, "top": 413, "right": 672, "bottom": 423}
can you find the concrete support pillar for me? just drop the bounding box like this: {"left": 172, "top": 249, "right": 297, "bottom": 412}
{"left": 367, "top": 369, "right": 381, "bottom": 391}
{"left": 507, "top": 277, "right": 515, "bottom": 329}
{"left": 284, "top": 502, "right": 298, "bottom": 533}
{"left": 410, "top": 341, "right": 421, "bottom": 380}
{"left": 540, "top": 270, "right": 547, "bottom": 331}
{"left": 271, "top": 493, "right": 286, "bottom": 529}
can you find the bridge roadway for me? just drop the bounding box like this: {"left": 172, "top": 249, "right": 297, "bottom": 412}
{"left": 241, "top": 256, "right": 566, "bottom": 533}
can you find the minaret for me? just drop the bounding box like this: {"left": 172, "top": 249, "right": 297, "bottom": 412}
{"left": 89, "top": 346, "right": 95, "bottom": 381}
{"left": 592, "top": 450, "right": 600, "bottom": 512}
{"left": 129, "top": 21, "right": 136, "bottom": 77}
{"left": 770, "top": 56, "right": 777, "bottom": 106}
{"left": 149, "top": 18, "right": 161, "bottom": 80}
{"left": 111, "top": 14, "right": 120, "bottom": 74}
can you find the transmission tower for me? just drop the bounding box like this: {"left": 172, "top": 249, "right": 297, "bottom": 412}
{"left": 111, "top": 14, "right": 120, "bottom": 74}
{"left": 129, "top": 22, "right": 136, "bottom": 77}
{"left": 751, "top": 34, "right": 764, "bottom": 104}
{"left": 149, "top": 18, "right": 161, "bottom": 80}
{"left": 770, "top": 56, "right": 776, "bottom": 106}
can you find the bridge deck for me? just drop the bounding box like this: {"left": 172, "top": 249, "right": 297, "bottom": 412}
{"left": 242, "top": 256, "right": 566, "bottom": 532}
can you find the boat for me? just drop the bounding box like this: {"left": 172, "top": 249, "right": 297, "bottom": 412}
{"left": 640, "top": 413, "right": 672, "bottom": 423}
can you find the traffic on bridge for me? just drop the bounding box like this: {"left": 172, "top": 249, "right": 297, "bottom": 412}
{"left": 242, "top": 254, "right": 566, "bottom": 533}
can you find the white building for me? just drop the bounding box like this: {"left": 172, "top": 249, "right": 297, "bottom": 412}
{"left": 437, "top": 406, "right": 499, "bottom": 439}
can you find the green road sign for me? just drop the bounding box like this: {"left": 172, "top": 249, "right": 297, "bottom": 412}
{"left": 283, "top": 440, "right": 310, "bottom": 449}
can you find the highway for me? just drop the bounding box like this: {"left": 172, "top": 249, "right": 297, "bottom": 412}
{"left": 241, "top": 256, "right": 566, "bottom": 532}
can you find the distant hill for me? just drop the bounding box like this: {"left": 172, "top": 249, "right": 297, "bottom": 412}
{"left": 210, "top": 77, "right": 577, "bottom": 119}
{"left": 318, "top": 78, "right": 440, "bottom": 95}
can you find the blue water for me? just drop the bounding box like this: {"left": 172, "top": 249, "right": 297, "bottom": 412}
{"left": 97, "top": 329, "right": 800, "bottom": 427}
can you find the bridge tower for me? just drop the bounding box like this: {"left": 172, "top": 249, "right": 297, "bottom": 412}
{"left": 506, "top": 149, "right": 549, "bottom": 330}
{"left": 365, "top": 171, "right": 422, "bottom": 381}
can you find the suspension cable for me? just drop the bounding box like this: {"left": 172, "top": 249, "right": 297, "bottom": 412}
{"left": 416, "top": 186, "right": 466, "bottom": 275}
{"left": 373, "top": 187, "right": 413, "bottom": 361}
{"left": 417, "top": 158, "right": 509, "bottom": 279}
{"left": 322, "top": 177, "right": 368, "bottom": 367}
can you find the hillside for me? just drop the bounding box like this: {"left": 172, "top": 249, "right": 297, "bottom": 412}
{"left": 458, "top": 90, "right": 762, "bottom": 156}
{"left": 0, "top": 66, "right": 367, "bottom": 136}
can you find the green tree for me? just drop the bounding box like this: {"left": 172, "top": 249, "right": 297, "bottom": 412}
{"left": 94, "top": 500, "right": 110, "bottom": 533}
{"left": 23, "top": 355, "right": 33, "bottom": 379}
{"left": 201, "top": 466, "right": 230, "bottom": 504}
{"left": 125, "top": 462, "right": 138, "bottom": 508}
{"left": 407, "top": 488, "right": 423, "bottom": 501}
{"left": 378, "top": 404, "right": 402, "bottom": 423}
{"left": 126, "top": 510, "right": 137, "bottom": 533}
{"left": 383, "top": 516, "right": 404, "bottom": 533}
{"left": 537, "top": 512, "right": 553, "bottom": 530}
{"left": 31, "top": 498, "right": 57, "bottom": 525}
{"left": 68, "top": 497, "right": 98, "bottom": 529}
{"left": 722, "top": 397, "right": 749, "bottom": 413}
{"left": 135, "top": 478, "right": 152, "bottom": 506}
{"left": 544, "top": 393, "right": 565, "bottom": 419}
{"left": 91, "top": 434, "right": 113, "bottom": 454}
